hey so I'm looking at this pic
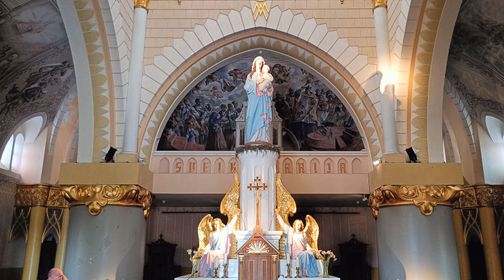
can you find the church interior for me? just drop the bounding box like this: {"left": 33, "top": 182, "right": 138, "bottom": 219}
{"left": 0, "top": 0, "right": 503, "bottom": 279}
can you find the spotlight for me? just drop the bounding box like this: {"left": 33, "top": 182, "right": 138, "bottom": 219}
{"left": 405, "top": 147, "right": 418, "bottom": 163}
{"left": 104, "top": 146, "right": 117, "bottom": 163}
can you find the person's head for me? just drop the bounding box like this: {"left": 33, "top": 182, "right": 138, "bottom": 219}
{"left": 293, "top": 220, "right": 304, "bottom": 232}
{"left": 251, "top": 56, "right": 265, "bottom": 75}
{"left": 262, "top": 64, "right": 270, "bottom": 74}
{"left": 213, "top": 218, "right": 225, "bottom": 231}
{"left": 48, "top": 268, "right": 67, "bottom": 280}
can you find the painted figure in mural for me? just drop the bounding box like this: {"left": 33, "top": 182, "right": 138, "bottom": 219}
{"left": 244, "top": 56, "right": 274, "bottom": 143}
{"left": 197, "top": 214, "right": 238, "bottom": 277}
{"left": 276, "top": 211, "right": 320, "bottom": 277}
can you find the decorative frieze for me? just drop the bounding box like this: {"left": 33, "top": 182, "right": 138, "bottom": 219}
{"left": 15, "top": 185, "right": 50, "bottom": 207}
{"left": 369, "top": 185, "right": 463, "bottom": 217}
{"left": 62, "top": 184, "right": 152, "bottom": 218}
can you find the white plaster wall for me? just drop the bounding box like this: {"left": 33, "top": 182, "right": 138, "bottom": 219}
{"left": 478, "top": 124, "right": 504, "bottom": 184}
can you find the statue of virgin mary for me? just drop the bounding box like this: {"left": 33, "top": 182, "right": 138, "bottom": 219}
{"left": 243, "top": 56, "right": 274, "bottom": 143}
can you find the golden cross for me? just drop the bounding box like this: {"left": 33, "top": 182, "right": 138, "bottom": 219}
{"left": 253, "top": 0, "right": 270, "bottom": 21}
{"left": 247, "top": 176, "right": 267, "bottom": 232}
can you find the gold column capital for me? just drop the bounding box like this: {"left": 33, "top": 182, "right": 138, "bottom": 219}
{"left": 62, "top": 184, "right": 152, "bottom": 218}
{"left": 372, "top": 0, "right": 387, "bottom": 9}
{"left": 134, "top": 0, "right": 150, "bottom": 9}
{"left": 369, "top": 185, "right": 463, "bottom": 218}
{"left": 15, "top": 185, "right": 50, "bottom": 207}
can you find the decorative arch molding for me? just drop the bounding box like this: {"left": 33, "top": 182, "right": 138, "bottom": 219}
{"left": 444, "top": 79, "right": 476, "bottom": 156}
{"left": 138, "top": 7, "right": 382, "bottom": 161}
{"left": 58, "top": 0, "right": 117, "bottom": 162}
{"left": 407, "top": 0, "right": 462, "bottom": 162}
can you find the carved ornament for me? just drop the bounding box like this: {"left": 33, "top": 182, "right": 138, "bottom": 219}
{"left": 372, "top": 0, "right": 387, "bottom": 9}
{"left": 62, "top": 184, "right": 152, "bottom": 218}
{"left": 236, "top": 142, "right": 280, "bottom": 156}
{"left": 456, "top": 185, "right": 504, "bottom": 208}
{"left": 134, "top": 0, "right": 150, "bottom": 9}
{"left": 369, "top": 185, "right": 463, "bottom": 218}
{"left": 15, "top": 185, "right": 50, "bottom": 207}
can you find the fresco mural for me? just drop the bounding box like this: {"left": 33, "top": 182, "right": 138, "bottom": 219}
{"left": 0, "top": 0, "right": 75, "bottom": 148}
{"left": 446, "top": 0, "right": 504, "bottom": 118}
{"left": 157, "top": 55, "right": 364, "bottom": 151}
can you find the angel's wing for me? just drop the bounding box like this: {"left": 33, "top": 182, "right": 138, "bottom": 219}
{"left": 220, "top": 173, "right": 241, "bottom": 220}
{"left": 197, "top": 214, "right": 213, "bottom": 251}
{"left": 305, "top": 215, "right": 319, "bottom": 253}
{"left": 275, "top": 173, "right": 297, "bottom": 229}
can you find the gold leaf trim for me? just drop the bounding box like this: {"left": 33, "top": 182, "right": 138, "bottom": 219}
{"left": 62, "top": 184, "right": 152, "bottom": 218}
{"left": 15, "top": 185, "right": 50, "bottom": 207}
{"left": 369, "top": 185, "right": 463, "bottom": 217}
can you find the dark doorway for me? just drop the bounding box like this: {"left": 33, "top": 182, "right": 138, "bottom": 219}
{"left": 468, "top": 235, "right": 487, "bottom": 280}
{"left": 37, "top": 237, "right": 57, "bottom": 280}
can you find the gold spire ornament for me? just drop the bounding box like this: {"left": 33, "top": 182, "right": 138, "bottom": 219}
{"left": 371, "top": 0, "right": 387, "bottom": 9}
{"left": 134, "top": 0, "right": 150, "bottom": 9}
{"left": 252, "top": 0, "right": 270, "bottom": 21}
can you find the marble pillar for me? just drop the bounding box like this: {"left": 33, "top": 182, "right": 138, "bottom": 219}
{"left": 372, "top": 0, "right": 399, "bottom": 155}
{"left": 453, "top": 208, "right": 471, "bottom": 280}
{"left": 64, "top": 206, "right": 146, "bottom": 280}
{"left": 54, "top": 208, "right": 70, "bottom": 269}
{"left": 479, "top": 206, "right": 503, "bottom": 280}
{"left": 121, "top": 2, "right": 149, "bottom": 159}
{"left": 377, "top": 206, "right": 460, "bottom": 280}
{"left": 22, "top": 206, "right": 45, "bottom": 280}
{"left": 237, "top": 145, "right": 279, "bottom": 231}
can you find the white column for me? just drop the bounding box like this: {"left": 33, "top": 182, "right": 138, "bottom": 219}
{"left": 122, "top": 2, "right": 149, "bottom": 159}
{"left": 237, "top": 148, "right": 278, "bottom": 231}
{"left": 373, "top": 1, "right": 398, "bottom": 154}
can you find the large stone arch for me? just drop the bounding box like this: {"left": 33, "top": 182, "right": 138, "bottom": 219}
{"left": 406, "top": 0, "right": 462, "bottom": 162}
{"left": 138, "top": 30, "right": 384, "bottom": 162}
{"left": 58, "top": 0, "right": 118, "bottom": 162}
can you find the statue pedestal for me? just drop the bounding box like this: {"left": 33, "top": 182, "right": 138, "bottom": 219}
{"left": 236, "top": 144, "right": 279, "bottom": 231}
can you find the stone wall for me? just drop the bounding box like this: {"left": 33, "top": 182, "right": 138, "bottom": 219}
{"left": 0, "top": 170, "right": 19, "bottom": 264}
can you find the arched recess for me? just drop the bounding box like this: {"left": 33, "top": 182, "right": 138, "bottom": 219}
{"left": 139, "top": 25, "right": 384, "bottom": 163}
{"left": 57, "top": 0, "right": 117, "bottom": 162}
{"left": 407, "top": 0, "right": 462, "bottom": 162}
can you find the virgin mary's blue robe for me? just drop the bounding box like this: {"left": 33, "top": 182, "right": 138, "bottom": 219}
{"left": 244, "top": 73, "right": 272, "bottom": 143}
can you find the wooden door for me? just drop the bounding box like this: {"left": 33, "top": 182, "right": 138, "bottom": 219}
{"left": 242, "top": 255, "right": 275, "bottom": 280}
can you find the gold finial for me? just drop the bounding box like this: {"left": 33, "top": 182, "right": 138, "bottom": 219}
{"left": 134, "top": 0, "right": 150, "bottom": 9}
{"left": 372, "top": 0, "right": 387, "bottom": 9}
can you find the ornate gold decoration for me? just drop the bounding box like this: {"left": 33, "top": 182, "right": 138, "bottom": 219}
{"left": 252, "top": 0, "right": 270, "bottom": 21}
{"left": 220, "top": 173, "right": 241, "bottom": 217}
{"left": 15, "top": 185, "right": 50, "bottom": 207}
{"left": 247, "top": 240, "right": 270, "bottom": 254}
{"left": 475, "top": 186, "right": 504, "bottom": 207}
{"left": 134, "top": 0, "right": 150, "bottom": 9}
{"left": 220, "top": 173, "right": 240, "bottom": 258}
{"left": 275, "top": 173, "right": 296, "bottom": 229}
{"left": 47, "top": 188, "right": 68, "bottom": 208}
{"left": 371, "top": 0, "right": 387, "bottom": 9}
{"left": 456, "top": 185, "right": 504, "bottom": 209}
{"left": 62, "top": 184, "right": 152, "bottom": 218}
{"left": 369, "top": 185, "right": 463, "bottom": 217}
{"left": 42, "top": 208, "right": 63, "bottom": 242}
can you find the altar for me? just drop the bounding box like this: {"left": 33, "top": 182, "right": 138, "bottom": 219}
{"left": 176, "top": 56, "right": 338, "bottom": 279}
